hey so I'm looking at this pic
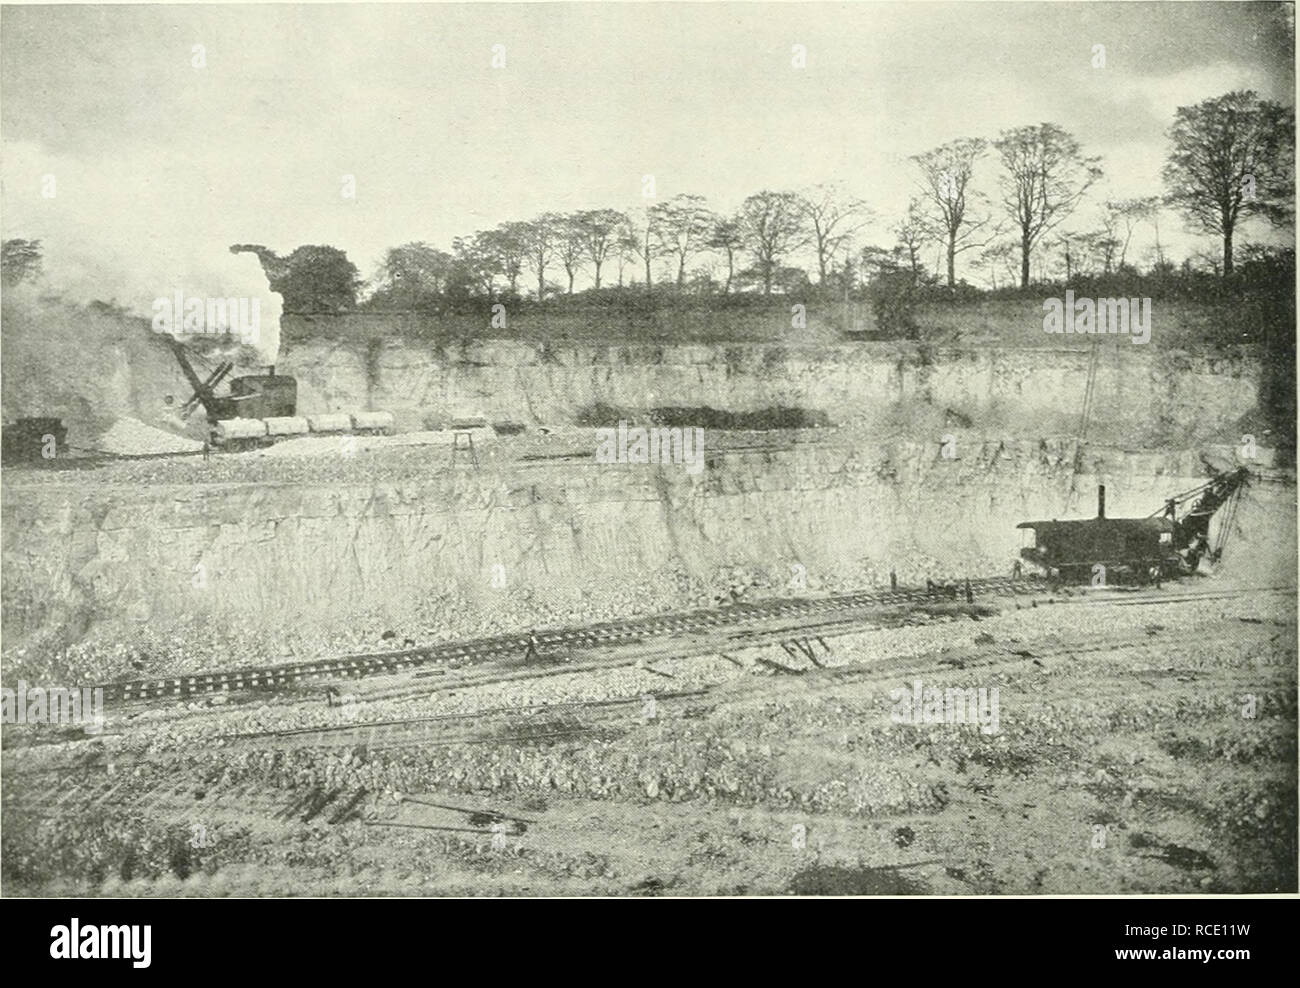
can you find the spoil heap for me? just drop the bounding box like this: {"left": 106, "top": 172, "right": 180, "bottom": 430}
{"left": 95, "top": 417, "right": 202, "bottom": 456}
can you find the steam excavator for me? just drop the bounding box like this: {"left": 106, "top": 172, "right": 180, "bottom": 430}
{"left": 1157, "top": 467, "right": 1252, "bottom": 571}
{"left": 162, "top": 334, "right": 393, "bottom": 449}
{"left": 1016, "top": 467, "right": 1250, "bottom": 584}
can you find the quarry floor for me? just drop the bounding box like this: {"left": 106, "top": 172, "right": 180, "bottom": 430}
{"left": 7, "top": 424, "right": 819, "bottom": 486}
{"left": 2, "top": 417, "right": 1295, "bottom": 896}
{"left": 3, "top": 584, "right": 1295, "bottom": 896}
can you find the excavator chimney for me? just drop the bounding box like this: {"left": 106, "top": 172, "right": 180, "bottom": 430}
{"left": 1098, "top": 484, "right": 1106, "bottom": 519}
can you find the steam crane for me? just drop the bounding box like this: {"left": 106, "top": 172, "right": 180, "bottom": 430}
{"left": 157, "top": 333, "right": 392, "bottom": 449}
{"left": 160, "top": 333, "right": 296, "bottom": 427}
{"left": 175, "top": 350, "right": 234, "bottom": 421}
{"left": 1016, "top": 467, "right": 1250, "bottom": 585}
{"left": 1157, "top": 466, "right": 1251, "bottom": 574}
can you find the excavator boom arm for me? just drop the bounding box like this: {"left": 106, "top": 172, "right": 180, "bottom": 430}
{"left": 1173, "top": 468, "right": 1249, "bottom": 556}
{"left": 162, "top": 334, "right": 222, "bottom": 421}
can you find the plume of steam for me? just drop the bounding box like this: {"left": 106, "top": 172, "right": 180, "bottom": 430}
{"left": 2, "top": 137, "right": 283, "bottom": 363}
{"left": 3, "top": 137, "right": 285, "bottom": 441}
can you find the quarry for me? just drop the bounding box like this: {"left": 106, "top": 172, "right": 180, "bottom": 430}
{"left": 2, "top": 292, "right": 1295, "bottom": 897}
{"left": 0, "top": 3, "right": 1294, "bottom": 905}
{"left": 2, "top": 300, "right": 1286, "bottom": 674}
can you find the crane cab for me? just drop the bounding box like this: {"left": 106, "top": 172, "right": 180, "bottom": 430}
{"left": 1017, "top": 516, "right": 1176, "bottom": 584}
{"left": 1014, "top": 473, "right": 1247, "bottom": 585}
{"left": 225, "top": 372, "right": 297, "bottom": 420}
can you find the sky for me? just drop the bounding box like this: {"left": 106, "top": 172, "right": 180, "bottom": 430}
{"left": 1, "top": 0, "right": 1294, "bottom": 309}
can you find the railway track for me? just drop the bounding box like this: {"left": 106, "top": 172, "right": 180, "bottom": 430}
{"left": 6, "top": 610, "right": 1287, "bottom": 823}
{"left": 2, "top": 578, "right": 1282, "bottom": 770}
{"left": 242, "top": 581, "right": 1294, "bottom": 710}
{"left": 93, "top": 575, "right": 1047, "bottom": 703}
{"left": 0, "top": 585, "right": 1016, "bottom": 755}
{"left": 1070, "top": 584, "right": 1295, "bottom": 607}
{"left": 21, "top": 584, "right": 1289, "bottom": 763}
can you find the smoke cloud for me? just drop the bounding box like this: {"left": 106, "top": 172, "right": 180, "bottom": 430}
{"left": 2, "top": 138, "right": 283, "bottom": 362}
{"left": 2, "top": 137, "right": 283, "bottom": 441}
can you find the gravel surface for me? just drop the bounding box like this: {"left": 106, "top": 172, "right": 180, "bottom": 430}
{"left": 4, "top": 589, "right": 1293, "bottom": 896}
{"left": 255, "top": 428, "right": 497, "bottom": 457}
{"left": 40, "top": 589, "right": 1291, "bottom": 756}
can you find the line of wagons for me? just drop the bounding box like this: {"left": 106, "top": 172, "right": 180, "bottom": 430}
{"left": 213, "top": 410, "right": 395, "bottom": 449}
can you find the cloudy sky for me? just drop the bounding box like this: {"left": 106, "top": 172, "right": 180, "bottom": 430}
{"left": 2, "top": 1, "right": 1294, "bottom": 303}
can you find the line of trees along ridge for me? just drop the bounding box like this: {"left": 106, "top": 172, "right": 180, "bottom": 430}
{"left": 1, "top": 91, "right": 1292, "bottom": 313}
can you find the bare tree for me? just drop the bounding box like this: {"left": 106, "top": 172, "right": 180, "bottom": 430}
{"left": 893, "top": 198, "right": 934, "bottom": 284}
{"left": 798, "top": 183, "right": 870, "bottom": 285}
{"left": 1081, "top": 228, "right": 1118, "bottom": 277}
{"left": 1105, "top": 196, "right": 1160, "bottom": 270}
{"left": 1053, "top": 229, "right": 1116, "bottom": 280}
{"left": 649, "top": 194, "right": 714, "bottom": 289}
{"left": 995, "top": 123, "right": 1102, "bottom": 288}
{"left": 1055, "top": 232, "right": 1076, "bottom": 281}
{"left": 478, "top": 223, "right": 526, "bottom": 295}
{"left": 620, "top": 211, "right": 656, "bottom": 292}
{"left": 613, "top": 229, "right": 633, "bottom": 287}
{"left": 972, "top": 240, "right": 1015, "bottom": 291}
{"left": 707, "top": 215, "right": 744, "bottom": 294}
{"left": 555, "top": 214, "right": 586, "bottom": 294}
{"left": 912, "top": 137, "right": 996, "bottom": 288}
{"left": 572, "top": 208, "right": 628, "bottom": 289}
{"left": 738, "top": 190, "right": 808, "bottom": 296}
{"left": 519, "top": 215, "right": 561, "bottom": 300}
{"left": 1091, "top": 210, "right": 1122, "bottom": 275}
{"left": 1162, "top": 90, "right": 1295, "bottom": 276}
